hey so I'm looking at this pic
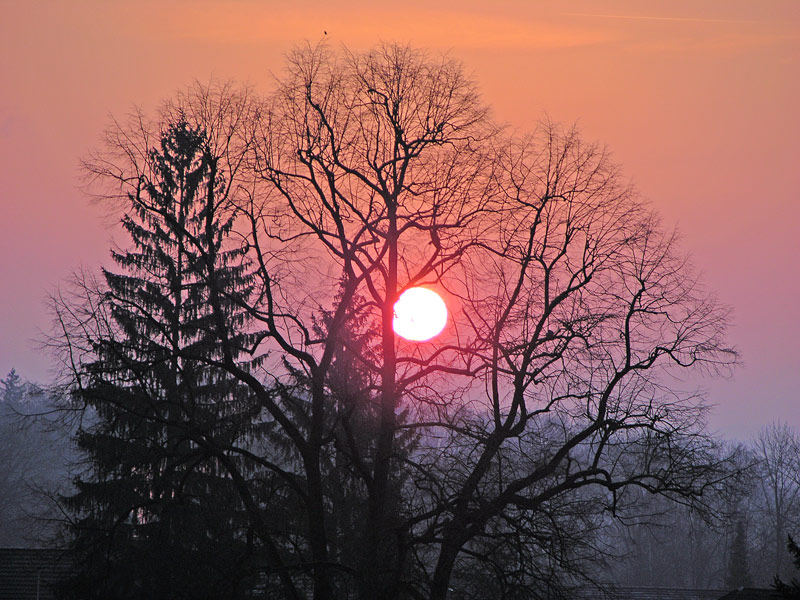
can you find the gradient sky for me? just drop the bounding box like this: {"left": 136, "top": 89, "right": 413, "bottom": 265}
{"left": 1, "top": 0, "right": 798, "bottom": 439}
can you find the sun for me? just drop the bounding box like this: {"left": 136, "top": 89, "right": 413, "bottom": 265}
{"left": 392, "top": 287, "right": 448, "bottom": 342}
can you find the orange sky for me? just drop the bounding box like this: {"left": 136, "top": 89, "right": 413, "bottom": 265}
{"left": 1, "top": 0, "right": 798, "bottom": 437}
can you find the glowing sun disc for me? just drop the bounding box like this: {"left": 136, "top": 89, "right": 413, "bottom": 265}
{"left": 393, "top": 287, "right": 448, "bottom": 341}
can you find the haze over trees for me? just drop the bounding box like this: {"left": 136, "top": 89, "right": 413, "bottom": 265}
{"left": 0, "top": 369, "right": 74, "bottom": 548}
{"left": 46, "top": 43, "right": 749, "bottom": 600}
{"left": 605, "top": 425, "right": 800, "bottom": 590}
{"left": 755, "top": 422, "right": 800, "bottom": 581}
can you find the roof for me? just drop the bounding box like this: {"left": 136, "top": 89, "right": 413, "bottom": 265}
{"left": 717, "top": 589, "right": 781, "bottom": 600}
{"left": 576, "top": 587, "right": 727, "bottom": 600}
{"left": 0, "top": 548, "right": 72, "bottom": 600}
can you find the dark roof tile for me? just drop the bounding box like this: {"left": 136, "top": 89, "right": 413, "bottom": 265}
{"left": 575, "top": 587, "right": 730, "bottom": 600}
{"left": 0, "top": 548, "right": 73, "bottom": 600}
{"left": 717, "top": 589, "right": 781, "bottom": 600}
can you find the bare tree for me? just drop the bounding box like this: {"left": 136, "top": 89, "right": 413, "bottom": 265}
{"left": 754, "top": 422, "right": 800, "bottom": 580}
{"left": 51, "top": 44, "right": 738, "bottom": 600}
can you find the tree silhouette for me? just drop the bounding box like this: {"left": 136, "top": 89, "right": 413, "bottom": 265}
{"left": 55, "top": 117, "right": 265, "bottom": 599}
{"left": 0, "top": 369, "right": 23, "bottom": 402}
{"left": 755, "top": 422, "right": 800, "bottom": 581}
{"left": 775, "top": 536, "right": 800, "bottom": 599}
{"left": 51, "top": 45, "right": 739, "bottom": 600}
{"left": 726, "top": 518, "right": 753, "bottom": 589}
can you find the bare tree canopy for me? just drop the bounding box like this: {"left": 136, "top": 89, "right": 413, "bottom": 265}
{"left": 50, "top": 44, "right": 738, "bottom": 600}
{"left": 755, "top": 422, "right": 800, "bottom": 580}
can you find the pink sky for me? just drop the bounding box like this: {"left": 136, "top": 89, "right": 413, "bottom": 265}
{"left": 1, "top": 0, "right": 798, "bottom": 438}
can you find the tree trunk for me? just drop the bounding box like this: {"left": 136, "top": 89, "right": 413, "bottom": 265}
{"left": 359, "top": 204, "right": 400, "bottom": 600}
{"left": 430, "top": 539, "right": 461, "bottom": 600}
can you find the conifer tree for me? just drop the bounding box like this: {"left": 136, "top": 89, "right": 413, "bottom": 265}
{"left": 1, "top": 368, "right": 23, "bottom": 402}
{"left": 775, "top": 536, "right": 800, "bottom": 599}
{"left": 319, "top": 296, "right": 420, "bottom": 597}
{"left": 726, "top": 518, "right": 753, "bottom": 589}
{"left": 59, "top": 118, "right": 260, "bottom": 599}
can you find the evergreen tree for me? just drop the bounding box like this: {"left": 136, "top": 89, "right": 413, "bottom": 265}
{"left": 262, "top": 295, "right": 422, "bottom": 596}
{"left": 775, "top": 536, "right": 800, "bottom": 599}
{"left": 320, "top": 297, "right": 420, "bottom": 597}
{"left": 59, "top": 119, "right": 261, "bottom": 599}
{"left": 726, "top": 518, "right": 753, "bottom": 589}
{"left": 1, "top": 368, "right": 23, "bottom": 402}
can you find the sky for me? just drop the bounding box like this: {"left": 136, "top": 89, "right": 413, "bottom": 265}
{"left": 1, "top": 0, "right": 798, "bottom": 439}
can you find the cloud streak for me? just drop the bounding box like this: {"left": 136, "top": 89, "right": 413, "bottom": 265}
{"left": 563, "top": 12, "right": 760, "bottom": 25}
